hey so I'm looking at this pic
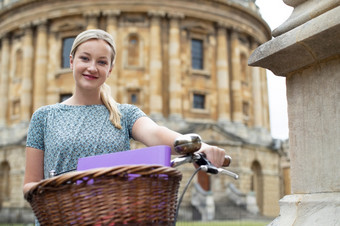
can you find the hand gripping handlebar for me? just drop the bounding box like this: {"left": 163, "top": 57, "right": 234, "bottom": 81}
{"left": 171, "top": 134, "right": 239, "bottom": 180}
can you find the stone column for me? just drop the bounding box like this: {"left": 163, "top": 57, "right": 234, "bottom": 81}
{"left": 0, "top": 35, "right": 10, "bottom": 126}
{"left": 216, "top": 23, "right": 231, "bottom": 124}
{"left": 20, "top": 25, "right": 34, "bottom": 121}
{"left": 147, "top": 11, "right": 165, "bottom": 120}
{"left": 104, "top": 10, "right": 120, "bottom": 100}
{"left": 84, "top": 10, "right": 100, "bottom": 30}
{"left": 230, "top": 30, "right": 243, "bottom": 123}
{"left": 46, "top": 31, "right": 60, "bottom": 105}
{"left": 104, "top": 10, "right": 120, "bottom": 42}
{"left": 168, "top": 12, "right": 184, "bottom": 120}
{"left": 249, "top": 1, "right": 340, "bottom": 225}
{"left": 33, "top": 20, "right": 48, "bottom": 111}
{"left": 251, "top": 42, "right": 263, "bottom": 128}
{"left": 260, "top": 68, "right": 270, "bottom": 130}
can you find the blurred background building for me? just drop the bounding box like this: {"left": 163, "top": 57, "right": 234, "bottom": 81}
{"left": 0, "top": 0, "right": 290, "bottom": 223}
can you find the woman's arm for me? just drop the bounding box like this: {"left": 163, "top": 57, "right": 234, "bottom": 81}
{"left": 132, "top": 116, "right": 226, "bottom": 167}
{"left": 23, "top": 147, "right": 44, "bottom": 195}
{"left": 132, "top": 116, "right": 181, "bottom": 154}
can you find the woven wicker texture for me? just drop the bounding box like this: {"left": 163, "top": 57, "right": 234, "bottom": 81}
{"left": 25, "top": 165, "right": 182, "bottom": 225}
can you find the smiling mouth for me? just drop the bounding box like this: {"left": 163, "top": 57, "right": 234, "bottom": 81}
{"left": 83, "top": 74, "right": 98, "bottom": 80}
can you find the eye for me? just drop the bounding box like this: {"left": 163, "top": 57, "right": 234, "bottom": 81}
{"left": 98, "top": 60, "right": 108, "bottom": 65}
{"left": 79, "top": 56, "right": 89, "bottom": 61}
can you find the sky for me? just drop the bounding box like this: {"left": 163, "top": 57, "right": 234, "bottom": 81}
{"left": 254, "top": 0, "right": 293, "bottom": 140}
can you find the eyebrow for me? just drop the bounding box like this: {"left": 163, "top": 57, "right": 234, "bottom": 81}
{"left": 80, "top": 52, "right": 109, "bottom": 59}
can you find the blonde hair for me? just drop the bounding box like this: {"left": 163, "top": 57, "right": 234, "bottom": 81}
{"left": 71, "top": 29, "right": 122, "bottom": 129}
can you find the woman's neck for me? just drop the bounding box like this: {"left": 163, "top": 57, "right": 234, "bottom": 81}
{"left": 63, "top": 89, "right": 103, "bottom": 106}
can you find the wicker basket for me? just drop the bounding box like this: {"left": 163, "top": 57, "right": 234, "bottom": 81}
{"left": 25, "top": 165, "right": 182, "bottom": 225}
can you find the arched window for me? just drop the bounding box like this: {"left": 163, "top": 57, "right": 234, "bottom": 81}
{"left": 0, "top": 161, "right": 10, "bottom": 208}
{"left": 127, "top": 34, "right": 140, "bottom": 66}
{"left": 251, "top": 161, "right": 263, "bottom": 213}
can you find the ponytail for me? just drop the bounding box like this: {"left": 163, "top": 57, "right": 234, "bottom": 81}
{"left": 100, "top": 83, "right": 122, "bottom": 129}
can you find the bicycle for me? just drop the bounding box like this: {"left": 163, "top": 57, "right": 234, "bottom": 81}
{"left": 25, "top": 134, "right": 238, "bottom": 225}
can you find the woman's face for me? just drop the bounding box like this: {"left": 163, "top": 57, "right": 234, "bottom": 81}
{"left": 70, "top": 39, "right": 113, "bottom": 92}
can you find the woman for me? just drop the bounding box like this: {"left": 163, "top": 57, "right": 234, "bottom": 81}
{"left": 23, "top": 29, "right": 226, "bottom": 195}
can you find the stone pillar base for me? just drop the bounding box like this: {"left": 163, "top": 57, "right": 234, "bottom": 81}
{"left": 269, "top": 193, "right": 340, "bottom": 226}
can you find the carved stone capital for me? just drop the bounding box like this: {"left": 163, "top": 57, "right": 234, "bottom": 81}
{"left": 230, "top": 28, "right": 240, "bottom": 38}
{"left": 167, "top": 11, "right": 185, "bottom": 20}
{"left": 32, "top": 19, "right": 47, "bottom": 27}
{"left": 217, "top": 21, "right": 232, "bottom": 31}
{"left": 83, "top": 10, "right": 101, "bottom": 18}
{"left": 147, "top": 10, "right": 166, "bottom": 18}
{"left": 217, "top": 21, "right": 228, "bottom": 28}
{"left": 0, "top": 33, "right": 10, "bottom": 42}
{"left": 102, "top": 9, "right": 121, "bottom": 17}
{"left": 19, "top": 22, "right": 33, "bottom": 30}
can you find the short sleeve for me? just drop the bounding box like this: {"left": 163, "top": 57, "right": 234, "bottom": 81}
{"left": 26, "top": 107, "right": 47, "bottom": 151}
{"left": 119, "top": 104, "right": 147, "bottom": 138}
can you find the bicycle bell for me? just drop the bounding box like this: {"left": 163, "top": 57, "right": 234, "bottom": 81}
{"left": 174, "top": 133, "right": 202, "bottom": 155}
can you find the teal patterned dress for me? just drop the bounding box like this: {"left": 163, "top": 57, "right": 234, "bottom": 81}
{"left": 26, "top": 103, "right": 146, "bottom": 179}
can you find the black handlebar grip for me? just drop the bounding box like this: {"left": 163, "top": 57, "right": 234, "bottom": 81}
{"left": 174, "top": 134, "right": 202, "bottom": 155}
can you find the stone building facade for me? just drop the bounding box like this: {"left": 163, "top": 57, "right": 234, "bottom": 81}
{"left": 0, "top": 0, "right": 288, "bottom": 223}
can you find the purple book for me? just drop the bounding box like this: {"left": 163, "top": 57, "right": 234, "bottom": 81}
{"left": 77, "top": 145, "right": 171, "bottom": 171}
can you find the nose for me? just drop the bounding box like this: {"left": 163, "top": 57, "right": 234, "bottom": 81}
{"left": 87, "top": 61, "right": 98, "bottom": 73}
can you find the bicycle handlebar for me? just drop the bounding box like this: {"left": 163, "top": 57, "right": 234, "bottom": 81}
{"left": 171, "top": 134, "right": 239, "bottom": 180}
{"left": 170, "top": 152, "right": 239, "bottom": 179}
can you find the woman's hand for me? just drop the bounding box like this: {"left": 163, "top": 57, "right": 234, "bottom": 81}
{"left": 197, "top": 142, "right": 226, "bottom": 168}
{"left": 23, "top": 182, "right": 39, "bottom": 196}
{"left": 23, "top": 147, "right": 44, "bottom": 195}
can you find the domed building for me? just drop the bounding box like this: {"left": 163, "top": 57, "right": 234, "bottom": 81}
{"left": 0, "top": 0, "right": 289, "bottom": 223}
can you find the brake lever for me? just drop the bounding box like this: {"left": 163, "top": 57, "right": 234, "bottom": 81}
{"left": 194, "top": 153, "right": 239, "bottom": 179}
{"left": 193, "top": 153, "right": 219, "bottom": 174}
{"left": 170, "top": 153, "right": 218, "bottom": 172}
{"left": 192, "top": 153, "right": 211, "bottom": 165}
